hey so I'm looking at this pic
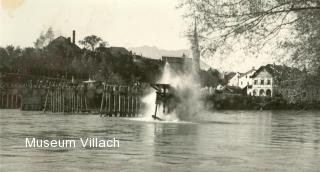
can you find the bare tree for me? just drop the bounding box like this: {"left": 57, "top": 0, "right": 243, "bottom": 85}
{"left": 179, "top": 0, "right": 320, "bottom": 73}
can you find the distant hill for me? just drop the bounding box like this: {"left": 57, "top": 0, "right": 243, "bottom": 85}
{"left": 127, "top": 45, "right": 214, "bottom": 70}
{"left": 128, "top": 46, "right": 191, "bottom": 59}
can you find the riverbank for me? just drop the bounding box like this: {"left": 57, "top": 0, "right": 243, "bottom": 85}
{"left": 203, "top": 94, "right": 320, "bottom": 110}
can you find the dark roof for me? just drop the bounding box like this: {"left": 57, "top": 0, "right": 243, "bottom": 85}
{"left": 161, "top": 56, "right": 192, "bottom": 64}
{"left": 228, "top": 72, "right": 237, "bottom": 78}
{"left": 251, "top": 64, "right": 303, "bottom": 80}
{"left": 225, "top": 72, "right": 236, "bottom": 81}
{"left": 95, "top": 46, "right": 130, "bottom": 57}
{"left": 223, "top": 85, "right": 244, "bottom": 94}
{"left": 46, "top": 36, "right": 81, "bottom": 52}
{"left": 239, "top": 69, "right": 256, "bottom": 78}
{"left": 109, "top": 47, "right": 129, "bottom": 56}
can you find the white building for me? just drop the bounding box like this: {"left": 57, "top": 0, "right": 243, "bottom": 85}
{"left": 248, "top": 68, "right": 273, "bottom": 97}
{"left": 227, "top": 68, "right": 256, "bottom": 89}
{"left": 227, "top": 72, "right": 241, "bottom": 87}
{"left": 238, "top": 68, "right": 256, "bottom": 89}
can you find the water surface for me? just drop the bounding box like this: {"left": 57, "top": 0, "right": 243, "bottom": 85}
{"left": 0, "top": 110, "right": 319, "bottom": 172}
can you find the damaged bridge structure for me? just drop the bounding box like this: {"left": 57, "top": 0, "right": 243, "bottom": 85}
{"left": 0, "top": 73, "right": 143, "bottom": 117}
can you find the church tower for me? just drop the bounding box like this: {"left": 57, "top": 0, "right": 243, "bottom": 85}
{"left": 191, "top": 20, "right": 200, "bottom": 72}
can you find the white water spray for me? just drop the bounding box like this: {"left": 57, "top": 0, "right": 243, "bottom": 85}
{"left": 142, "top": 62, "right": 202, "bottom": 122}
{"left": 141, "top": 19, "right": 203, "bottom": 122}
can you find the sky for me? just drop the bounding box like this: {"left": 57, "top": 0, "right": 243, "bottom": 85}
{"left": 0, "top": 0, "right": 189, "bottom": 50}
{"left": 0, "top": 0, "right": 282, "bottom": 72}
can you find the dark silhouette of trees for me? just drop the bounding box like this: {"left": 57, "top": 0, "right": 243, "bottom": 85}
{"left": 79, "top": 35, "right": 108, "bottom": 51}
{"left": 0, "top": 30, "right": 221, "bottom": 86}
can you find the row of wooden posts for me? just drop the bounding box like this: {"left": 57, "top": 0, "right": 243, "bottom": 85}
{"left": 99, "top": 85, "right": 142, "bottom": 117}
{"left": 0, "top": 90, "right": 21, "bottom": 109}
{"left": 0, "top": 84, "right": 143, "bottom": 117}
{"left": 43, "top": 86, "right": 88, "bottom": 113}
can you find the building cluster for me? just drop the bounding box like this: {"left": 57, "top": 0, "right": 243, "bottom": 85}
{"left": 161, "top": 54, "right": 193, "bottom": 73}
{"left": 227, "top": 64, "right": 320, "bottom": 103}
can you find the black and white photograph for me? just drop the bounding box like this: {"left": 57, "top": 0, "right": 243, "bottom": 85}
{"left": 0, "top": 0, "right": 320, "bottom": 171}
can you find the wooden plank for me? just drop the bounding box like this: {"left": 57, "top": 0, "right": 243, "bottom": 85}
{"left": 100, "top": 91, "right": 105, "bottom": 115}
{"left": 113, "top": 86, "right": 116, "bottom": 116}
{"left": 14, "top": 94, "right": 16, "bottom": 109}
{"left": 118, "top": 86, "right": 121, "bottom": 116}
{"left": 104, "top": 86, "right": 110, "bottom": 116}
{"left": 43, "top": 90, "right": 49, "bottom": 112}
{"left": 106, "top": 86, "right": 110, "bottom": 115}
{"left": 127, "top": 87, "right": 131, "bottom": 117}
{"left": 0, "top": 90, "right": 4, "bottom": 109}
{"left": 6, "top": 94, "right": 9, "bottom": 109}
{"left": 51, "top": 90, "right": 53, "bottom": 112}
{"left": 62, "top": 89, "right": 65, "bottom": 113}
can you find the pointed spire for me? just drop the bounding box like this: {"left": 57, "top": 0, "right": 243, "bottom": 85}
{"left": 191, "top": 18, "right": 200, "bottom": 72}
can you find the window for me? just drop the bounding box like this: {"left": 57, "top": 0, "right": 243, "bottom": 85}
{"left": 241, "top": 81, "right": 243, "bottom": 85}
{"left": 254, "top": 80, "right": 257, "bottom": 85}
{"left": 261, "top": 80, "right": 264, "bottom": 85}
{"left": 267, "top": 80, "right": 271, "bottom": 85}
{"left": 266, "top": 89, "right": 271, "bottom": 97}
{"left": 253, "top": 90, "right": 257, "bottom": 96}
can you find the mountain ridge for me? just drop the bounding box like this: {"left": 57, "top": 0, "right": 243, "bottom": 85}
{"left": 127, "top": 45, "right": 191, "bottom": 59}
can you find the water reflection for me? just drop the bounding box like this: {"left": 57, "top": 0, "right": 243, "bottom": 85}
{"left": 0, "top": 110, "right": 319, "bottom": 171}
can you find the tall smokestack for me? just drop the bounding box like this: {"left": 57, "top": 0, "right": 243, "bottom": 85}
{"left": 72, "top": 30, "right": 75, "bottom": 44}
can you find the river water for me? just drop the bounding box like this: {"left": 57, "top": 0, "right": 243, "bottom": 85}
{"left": 0, "top": 110, "right": 319, "bottom": 172}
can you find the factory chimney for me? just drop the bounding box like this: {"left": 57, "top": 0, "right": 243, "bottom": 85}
{"left": 72, "top": 30, "right": 76, "bottom": 44}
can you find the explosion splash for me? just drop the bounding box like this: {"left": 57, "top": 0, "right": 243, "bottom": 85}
{"left": 142, "top": 62, "right": 202, "bottom": 122}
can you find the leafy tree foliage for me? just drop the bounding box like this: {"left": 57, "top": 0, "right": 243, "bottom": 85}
{"left": 79, "top": 35, "right": 108, "bottom": 51}
{"left": 1, "top": 29, "right": 222, "bottom": 86}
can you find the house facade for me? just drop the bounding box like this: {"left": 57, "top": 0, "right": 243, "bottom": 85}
{"left": 227, "top": 72, "right": 241, "bottom": 87}
{"left": 238, "top": 68, "right": 256, "bottom": 89}
{"left": 248, "top": 68, "right": 274, "bottom": 97}
{"left": 227, "top": 68, "right": 256, "bottom": 89}
{"left": 248, "top": 64, "right": 306, "bottom": 98}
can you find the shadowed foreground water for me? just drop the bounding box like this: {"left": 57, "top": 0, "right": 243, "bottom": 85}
{"left": 0, "top": 110, "right": 319, "bottom": 172}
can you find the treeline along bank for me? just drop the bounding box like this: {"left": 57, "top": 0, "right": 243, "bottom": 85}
{"left": 0, "top": 30, "right": 223, "bottom": 113}
{"left": 1, "top": 29, "right": 319, "bottom": 112}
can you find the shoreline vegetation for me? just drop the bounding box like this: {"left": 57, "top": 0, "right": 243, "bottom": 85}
{"left": 0, "top": 30, "right": 319, "bottom": 111}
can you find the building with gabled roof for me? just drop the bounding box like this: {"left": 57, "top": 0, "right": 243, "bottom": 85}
{"left": 248, "top": 64, "right": 304, "bottom": 97}
{"left": 226, "top": 68, "right": 255, "bottom": 89}
{"left": 238, "top": 67, "right": 256, "bottom": 89}
{"left": 46, "top": 30, "right": 82, "bottom": 55}
{"left": 227, "top": 72, "right": 241, "bottom": 87}
{"left": 109, "top": 47, "right": 130, "bottom": 57}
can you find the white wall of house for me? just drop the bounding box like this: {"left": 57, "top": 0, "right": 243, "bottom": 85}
{"left": 228, "top": 73, "right": 240, "bottom": 87}
{"left": 249, "top": 69, "right": 274, "bottom": 97}
{"left": 238, "top": 70, "right": 256, "bottom": 89}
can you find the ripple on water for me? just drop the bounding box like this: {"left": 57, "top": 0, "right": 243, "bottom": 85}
{"left": 1, "top": 110, "right": 320, "bottom": 172}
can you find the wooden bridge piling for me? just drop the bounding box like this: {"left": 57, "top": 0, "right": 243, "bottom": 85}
{"left": 1, "top": 81, "right": 142, "bottom": 116}
{"left": 98, "top": 84, "right": 142, "bottom": 117}
{"left": 0, "top": 89, "right": 21, "bottom": 109}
